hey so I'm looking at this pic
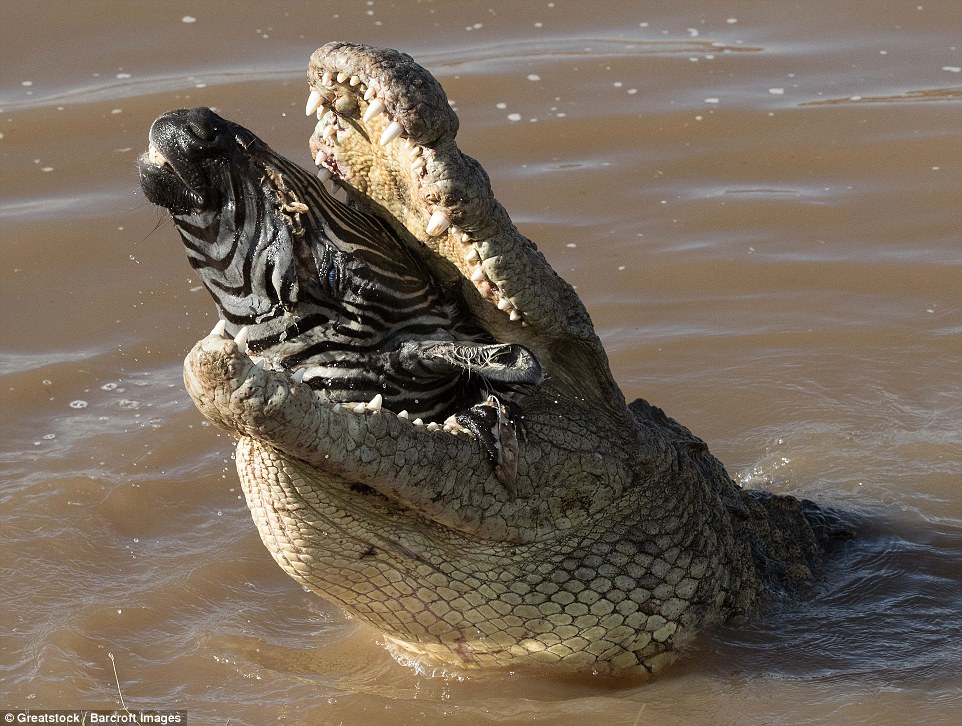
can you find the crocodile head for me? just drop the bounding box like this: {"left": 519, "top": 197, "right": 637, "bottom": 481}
{"left": 139, "top": 42, "right": 842, "bottom": 677}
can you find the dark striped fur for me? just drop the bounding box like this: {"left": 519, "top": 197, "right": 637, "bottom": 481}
{"left": 141, "top": 108, "right": 540, "bottom": 422}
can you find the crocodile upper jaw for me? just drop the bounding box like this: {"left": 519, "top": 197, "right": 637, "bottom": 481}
{"left": 303, "top": 43, "right": 629, "bottom": 415}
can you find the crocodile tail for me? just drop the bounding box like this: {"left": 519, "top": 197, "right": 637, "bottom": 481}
{"left": 733, "top": 489, "right": 854, "bottom": 602}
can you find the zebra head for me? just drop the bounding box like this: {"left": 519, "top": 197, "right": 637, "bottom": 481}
{"left": 140, "top": 107, "right": 542, "bottom": 429}
{"left": 140, "top": 108, "right": 307, "bottom": 327}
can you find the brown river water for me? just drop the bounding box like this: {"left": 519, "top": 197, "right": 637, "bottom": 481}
{"left": 2, "top": 2, "right": 960, "bottom": 724}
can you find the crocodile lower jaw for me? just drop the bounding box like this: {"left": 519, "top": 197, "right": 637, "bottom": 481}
{"left": 193, "top": 321, "right": 477, "bottom": 438}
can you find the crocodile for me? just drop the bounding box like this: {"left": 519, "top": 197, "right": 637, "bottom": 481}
{"left": 138, "top": 42, "right": 850, "bottom": 677}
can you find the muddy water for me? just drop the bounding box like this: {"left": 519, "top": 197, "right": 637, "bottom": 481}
{"left": 2, "top": 1, "right": 960, "bottom": 723}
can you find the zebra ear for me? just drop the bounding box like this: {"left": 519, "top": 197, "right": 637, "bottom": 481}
{"left": 397, "top": 340, "right": 544, "bottom": 396}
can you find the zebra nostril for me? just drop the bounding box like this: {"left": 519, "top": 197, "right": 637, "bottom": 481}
{"left": 186, "top": 109, "right": 219, "bottom": 143}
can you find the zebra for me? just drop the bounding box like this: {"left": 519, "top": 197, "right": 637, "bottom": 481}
{"left": 139, "top": 107, "right": 542, "bottom": 428}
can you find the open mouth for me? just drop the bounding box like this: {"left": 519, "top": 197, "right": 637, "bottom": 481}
{"left": 138, "top": 61, "right": 554, "bottom": 487}
{"left": 298, "top": 45, "right": 613, "bottom": 406}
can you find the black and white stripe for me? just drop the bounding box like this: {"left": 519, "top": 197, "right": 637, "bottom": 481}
{"left": 162, "top": 110, "right": 537, "bottom": 421}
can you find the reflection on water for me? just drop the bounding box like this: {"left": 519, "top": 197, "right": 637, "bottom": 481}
{"left": 1, "top": 1, "right": 960, "bottom": 724}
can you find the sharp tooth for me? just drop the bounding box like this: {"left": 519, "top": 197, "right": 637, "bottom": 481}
{"left": 427, "top": 422, "right": 441, "bottom": 431}
{"left": 352, "top": 402, "right": 368, "bottom": 414}
{"left": 509, "top": 309, "right": 522, "bottom": 321}
{"left": 349, "top": 75, "right": 360, "bottom": 86}
{"left": 317, "top": 168, "right": 332, "bottom": 182}
{"left": 335, "top": 72, "right": 347, "bottom": 83}
{"left": 323, "top": 124, "right": 336, "bottom": 140}
{"left": 233, "top": 326, "right": 250, "bottom": 351}
{"left": 292, "top": 368, "right": 306, "bottom": 383}
{"left": 465, "top": 247, "right": 480, "bottom": 262}
{"left": 210, "top": 319, "right": 227, "bottom": 338}
{"left": 470, "top": 267, "right": 486, "bottom": 282}
{"left": 411, "top": 157, "right": 426, "bottom": 170}
{"left": 413, "top": 418, "right": 424, "bottom": 426}
{"left": 379, "top": 121, "right": 404, "bottom": 145}
{"left": 363, "top": 87, "right": 376, "bottom": 101}
{"left": 497, "top": 297, "right": 511, "bottom": 310}
{"left": 398, "top": 410, "right": 410, "bottom": 419}
{"left": 425, "top": 210, "right": 451, "bottom": 237}
{"left": 366, "top": 393, "right": 383, "bottom": 412}
{"left": 362, "top": 99, "right": 386, "bottom": 122}
{"left": 333, "top": 403, "right": 342, "bottom": 413}
{"left": 408, "top": 145, "right": 422, "bottom": 159}
{"left": 314, "top": 150, "right": 325, "bottom": 165}
{"left": 306, "top": 89, "right": 323, "bottom": 116}
{"left": 252, "top": 357, "right": 266, "bottom": 370}
{"left": 444, "top": 415, "right": 458, "bottom": 425}
{"left": 443, "top": 424, "right": 454, "bottom": 432}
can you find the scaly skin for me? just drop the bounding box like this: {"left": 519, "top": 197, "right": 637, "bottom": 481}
{"left": 178, "top": 42, "right": 846, "bottom": 676}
